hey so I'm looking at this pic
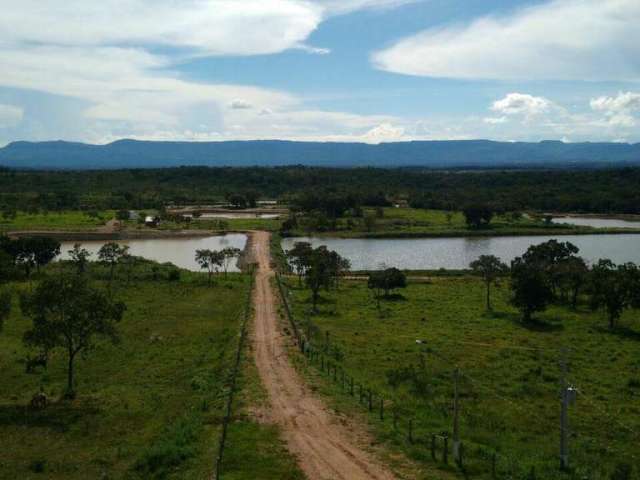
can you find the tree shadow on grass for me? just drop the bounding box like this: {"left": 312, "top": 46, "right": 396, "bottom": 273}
{"left": 381, "top": 293, "right": 407, "bottom": 302}
{"left": 0, "top": 401, "right": 100, "bottom": 433}
{"left": 494, "top": 311, "right": 564, "bottom": 332}
{"left": 594, "top": 325, "right": 640, "bottom": 341}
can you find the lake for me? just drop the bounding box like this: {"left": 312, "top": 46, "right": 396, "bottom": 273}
{"left": 282, "top": 234, "right": 640, "bottom": 270}
{"left": 552, "top": 216, "right": 640, "bottom": 229}
{"left": 58, "top": 234, "right": 247, "bottom": 272}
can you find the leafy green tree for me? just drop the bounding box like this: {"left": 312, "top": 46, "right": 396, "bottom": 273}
{"left": 286, "top": 242, "right": 313, "bottom": 285}
{"left": 522, "top": 240, "right": 580, "bottom": 297}
{"left": 68, "top": 243, "right": 92, "bottom": 275}
{"left": 510, "top": 256, "right": 553, "bottom": 322}
{"left": 556, "top": 256, "right": 589, "bottom": 309}
{"left": 220, "top": 247, "right": 241, "bottom": 278}
{"left": 463, "top": 205, "right": 494, "bottom": 229}
{"left": 116, "top": 210, "right": 130, "bottom": 221}
{"left": 195, "top": 249, "right": 223, "bottom": 285}
{"left": 21, "top": 276, "right": 125, "bottom": 397}
{"left": 98, "top": 242, "right": 129, "bottom": 286}
{"left": 470, "top": 255, "right": 508, "bottom": 311}
{"left": 368, "top": 268, "right": 407, "bottom": 308}
{"left": 305, "top": 247, "right": 335, "bottom": 312}
{"left": 589, "top": 260, "right": 640, "bottom": 329}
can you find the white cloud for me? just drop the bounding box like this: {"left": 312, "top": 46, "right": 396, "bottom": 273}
{"left": 292, "top": 44, "right": 332, "bottom": 55}
{"left": 590, "top": 92, "right": 640, "bottom": 127}
{"left": 373, "top": 0, "right": 640, "bottom": 80}
{"left": 491, "top": 93, "right": 558, "bottom": 119}
{"left": 0, "top": 104, "right": 24, "bottom": 128}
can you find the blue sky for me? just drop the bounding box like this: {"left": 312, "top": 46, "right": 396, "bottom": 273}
{"left": 0, "top": 0, "right": 639, "bottom": 145}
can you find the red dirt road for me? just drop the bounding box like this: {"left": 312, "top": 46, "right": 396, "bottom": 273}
{"left": 250, "top": 231, "right": 397, "bottom": 480}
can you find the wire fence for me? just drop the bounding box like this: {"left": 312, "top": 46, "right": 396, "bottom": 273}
{"left": 274, "top": 273, "right": 636, "bottom": 480}
{"left": 214, "top": 266, "right": 256, "bottom": 480}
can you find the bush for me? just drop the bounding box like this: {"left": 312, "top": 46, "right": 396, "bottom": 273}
{"left": 168, "top": 269, "right": 181, "bottom": 282}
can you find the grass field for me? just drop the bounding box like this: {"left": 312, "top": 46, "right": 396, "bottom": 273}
{"left": 288, "top": 208, "right": 640, "bottom": 239}
{"left": 0, "top": 263, "right": 298, "bottom": 480}
{"left": 0, "top": 211, "right": 113, "bottom": 232}
{"left": 282, "top": 275, "right": 640, "bottom": 479}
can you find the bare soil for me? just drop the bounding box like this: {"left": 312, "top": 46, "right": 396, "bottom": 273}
{"left": 249, "top": 230, "right": 398, "bottom": 480}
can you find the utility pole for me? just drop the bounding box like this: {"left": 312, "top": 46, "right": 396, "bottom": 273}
{"left": 453, "top": 367, "right": 461, "bottom": 462}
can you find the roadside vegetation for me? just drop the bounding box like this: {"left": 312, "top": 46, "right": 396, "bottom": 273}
{"left": 0, "top": 235, "right": 298, "bottom": 480}
{"left": 281, "top": 239, "right": 640, "bottom": 479}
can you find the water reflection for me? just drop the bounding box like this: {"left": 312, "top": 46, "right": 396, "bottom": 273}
{"left": 58, "top": 234, "right": 247, "bottom": 272}
{"left": 282, "top": 234, "right": 640, "bottom": 270}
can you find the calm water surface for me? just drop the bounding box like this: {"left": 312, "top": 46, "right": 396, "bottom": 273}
{"left": 282, "top": 234, "right": 640, "bottom": 270}
{"left": 552, "top": 216, "right": 640, "bottom": 229}
{"left": 58, "top": 234, "right": 247, "bottom": 272}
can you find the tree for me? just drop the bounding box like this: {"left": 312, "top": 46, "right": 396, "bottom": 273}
{"left": 510, "top": 256, "right": 553, "bottom": 322}
{"left": 589, "top": 260, "right": 639, "bottom": 329}
{"left": 195, "top": 249, "right": 223, "bottom": 284}
{"left": 21, "top": 276, "right": 125, "bottom": 397}
{"left": 470, "top": 255, "right": 508, "bottom": 311}
{"left": 5, "top": 237, "right": 61, "bottom": 278}
{"left": 98, "top": 242, "right": 129, "bottom": 287}
{"left": 220, "top": 247, "right": 241, "bottom": 278}
{"left": 68, "top": 243, "right": 92, "bottom": 275}
{"left": 368, "top": 268, "right": 407, "bottom": 308}
{"left": 522, "top": 240, "right": 580, "bottom": 297}
{"left": 305, "top": 247, "right": 334, "bottom": 312}
{"left": 556, "top": 256, "right": 588, "bottom": 309}
{"left": 463, "top": 205, "right": 494, "bottom": 229}
{"left": 116, "top": 210, "right": 130, "bottom": 221}
{"left": 286, "top": 242, "right": 313, "bottom": 285}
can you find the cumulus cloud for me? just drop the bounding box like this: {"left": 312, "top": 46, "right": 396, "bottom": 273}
{"left": 590, "top": 92, "right": 640, "bottom": 127}
{"left": 229, "top": 100, "right": 253, "bottom": 110}
{"left": 0, "top": 104, "right": 24, "bottom": 128}
{"left": 491, "top": 93, "right": 558, "bottom": 119}
{"left": 373, "top": 0, "right": 640, "bottom": 81}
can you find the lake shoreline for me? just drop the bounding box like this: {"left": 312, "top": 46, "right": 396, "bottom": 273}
{"left": 283, "top": 226, "right": 640, "bottom": 240}
{"left": 6, "top": 228, "right": 247, "bottom": 242}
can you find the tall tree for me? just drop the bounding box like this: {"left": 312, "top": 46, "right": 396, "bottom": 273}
{"left": 21, "top": 276, "right": 125, "bottom": 397}
{"left": 463, "top": 205, "right": 494, "bottom": 229}
{"left": 470, "top": 255, "right": 508, "bottom": 311}
{"left": 220, "top": 247, "right": 241, "bottom": 278}
{"left": 195, "top": 249, "right": 223, "bottom": 285}
{"left": 98, "top": 242, "right": 129, "bottom": 287}
{"left": 368, "top": 268, "right": 407, "bottom": 309}
{"left": 305, "top": 247, "right": 334, "bottom": 312}
{"left": 510, "top": 256, "right": 553, "bottom": 322}
{"left": 589, "top": 260, "right": 640, "bottom": 329}
{"left": 286, "top": 242, "right": 313, "bottom": 286}
{"left": 68, "top": 243, "right": 92, "bottom": 275}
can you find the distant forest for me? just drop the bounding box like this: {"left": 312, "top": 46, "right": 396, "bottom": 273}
{"left": 0, "top": 166, "right": 638, "bottom": 214}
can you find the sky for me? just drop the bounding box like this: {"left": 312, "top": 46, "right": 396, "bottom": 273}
{"left": 0, "top": 0, "right": 639, "bottom": 146}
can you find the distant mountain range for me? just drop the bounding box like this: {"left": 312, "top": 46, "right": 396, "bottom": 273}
{"left": 1, "top": 139, "right": 639, "bottom": 170}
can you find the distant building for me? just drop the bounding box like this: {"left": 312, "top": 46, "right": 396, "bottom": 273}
{"left": 129, "top": 211, "right": 140, "bottom": 221}
{"left": 145, "top": 215, "right": 160, "bottom": 227}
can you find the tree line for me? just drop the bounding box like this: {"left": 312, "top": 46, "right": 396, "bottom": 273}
{"left": 1, "top": 166, "right": 639, "bottom": 214}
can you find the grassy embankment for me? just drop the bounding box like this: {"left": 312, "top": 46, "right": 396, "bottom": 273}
{"left": 281, "top": 275, "right": 640, "bottom": 479}
{"left": 287, "top": 208, "right": 640, "bottom": 239}
{"left": 0, "top": 260, "right": 298, "bottom": 480}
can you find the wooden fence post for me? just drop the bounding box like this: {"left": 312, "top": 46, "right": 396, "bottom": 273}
{"left": 350, "top": 377, "right": 354, "bottom": 396}
{"left": 408, "top": 420, "right": 413, "bottom": 444}
{"left": 491, "top": 453, "right": 497, "bottom": 479}
{"left": 379, "top": 398, "right": 384, "bottom": 421}
{"left": 443, "top": 436, "right": 448, "bottom": 464}
{"left": 431, "top": 435, "right": 436, "bottom": 461}
{"left": 368, "top": 390, "right": 373, "bottom": 412}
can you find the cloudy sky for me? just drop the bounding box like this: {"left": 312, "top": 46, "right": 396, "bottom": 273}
{"left": 0, "top": 0, "right": 639, "bottom": 146}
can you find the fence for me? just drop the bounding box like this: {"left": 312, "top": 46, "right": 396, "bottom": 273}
{"left": 214, "top": 267, "right": 256, "bottom": 480}
{"left": 273, "top": 273, "right": 614, "bottom": 480}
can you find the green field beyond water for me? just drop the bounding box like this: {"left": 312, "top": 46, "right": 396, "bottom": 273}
{"left": 283, "top": 276, "right": 640, "bottom": 479}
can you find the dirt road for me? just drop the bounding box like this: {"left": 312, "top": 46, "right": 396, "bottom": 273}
{"left": 250, "top": 231, "right": 397, "bottom": 480}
